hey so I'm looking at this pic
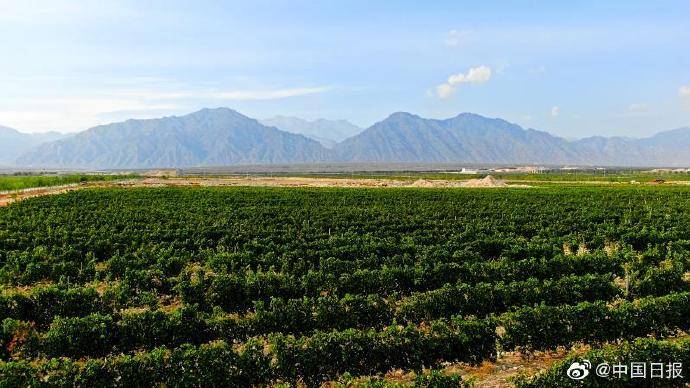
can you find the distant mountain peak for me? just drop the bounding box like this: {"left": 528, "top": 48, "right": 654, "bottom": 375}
{"left": 8, "top": 109, "right": 690, "bottom": 168}
{"left": 0, "top": 125, "right": 68, "bottom": 165}
{"left": 385, "top": 111, "right": 421, "bottom": 121}
{"left": 649, "top": 126, "right": 690, "bottom": 138}
{"left": 17, "top": 108, "right": 330, "bottom": 168}
{"left": 188, "top": 107, "right": 247, "bottom": 120}
{"left": 0, "top": 124, "right": 21, "bottom": 135}
{"left": 259, "top": 116, "right": 362, "bottom": 147}
{"left": 196, "top": 106, "right": 241, "bottom": 114}
{"left": 450, "top": 112, "right": 483, "bottom": 119}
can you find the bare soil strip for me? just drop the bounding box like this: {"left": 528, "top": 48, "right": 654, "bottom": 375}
{"left": 0, "top": 176, "right": 520, "bottom": 206}
{"left": 452, "top": 348, "right": 577, "bottom": 387}
{"left": 5, "top": 174, "right": 690, "bottom": 207}
{"left": 322, "top": 348, "right": 577, "bottom": 387}
{"left": 0, "top": 180, "right": 138, "bottom": 206}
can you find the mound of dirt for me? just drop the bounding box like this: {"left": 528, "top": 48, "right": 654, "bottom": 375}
{"left": 410, "top": 179, "right": 438, "bottom": 187}
{"left": 461, "top": 175, "right": 507, "bottom": 188}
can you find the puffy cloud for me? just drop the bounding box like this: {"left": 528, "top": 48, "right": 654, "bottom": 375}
{"left": 447, "top": 66, "right": 492, "bottom": 85}
{"left": 551, "top": 106, "right": 560, "bottom": 117}
{"left": 436, "top": 66, "right": 492, "bottom": 100}
{"left": 436, "top": 84, "right": 455, "bottom": 99}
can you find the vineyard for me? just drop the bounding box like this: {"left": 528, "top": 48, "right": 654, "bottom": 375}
{"left": 0, "top": 185, "right": 689, "bottom": 386}
{"left": 0, "top": 174, "right": 136, "bottom": 192}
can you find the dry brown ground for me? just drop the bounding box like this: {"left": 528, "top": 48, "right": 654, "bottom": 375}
{"left": 5, "top": 175, "right": 690, "bottom": 207}
{"left": 135, "top": 175, "right": 513, "bottom": 188}
{"left": 450, "top": 348, "right": 583, "bottom": 387}
{"left": 0, "top": 176, "right": 519, "bottom": 206}
{"left": 0, "top": 180, "right": 136, "bottom": 206}
{"left": 319, "top": 347, "right": 579, "bottom": 387}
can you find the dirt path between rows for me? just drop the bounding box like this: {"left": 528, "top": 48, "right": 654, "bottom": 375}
{"left": 323, "top": 347, "right": 578, "bottom": 387}
{"left": 453, "top": 348, "right": 575, "bottom": 387}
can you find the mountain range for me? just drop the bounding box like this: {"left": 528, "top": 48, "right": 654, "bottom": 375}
{"left": 0, "top": 126, "right": 66, "bottom": 165}
{"left": 17, "top": 109, "right": 329, "bottom": 168}
{"left": 8, "top": 107, "right": 690, "bottom": 168}
{"left": 259, "top": 116, "right": 362, "bottom": 148}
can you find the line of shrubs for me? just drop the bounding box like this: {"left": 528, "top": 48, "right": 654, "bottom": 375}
{"left": 396, "top": 273, "right": 620, "bottom": 321}
{"left": 516, "top": 337, "right": 690, "bottom": 387}
{"left": 178, "top": 252, "right": 624, "bottom": 311}
{"left": 0, "top": 317, "right": 495, "bottom": 386}
{"left": 500, "top": 291, "right": 690, "bottom": 351}
{"left": 0, "top": 273, "right": 621, "bottom": 359}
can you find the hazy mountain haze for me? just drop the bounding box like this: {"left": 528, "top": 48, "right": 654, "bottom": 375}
{"left": 0, "top": 125, "right": 67, "bottom": 164}
{"left": 260, "top": 116, "right": 362, "bottom": 148}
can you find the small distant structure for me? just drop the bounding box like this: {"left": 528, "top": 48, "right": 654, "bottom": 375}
{"left": 519, "top": 166, "right": 545, "bottom": 173}
{"left": 492, "top": 166, "right": 545, "bottom": 173}
{"left": 650, "top": 178, "right": 666, "bottom": 184}
{"left": 649, "top": 168, "right": 690, "bottom": 173}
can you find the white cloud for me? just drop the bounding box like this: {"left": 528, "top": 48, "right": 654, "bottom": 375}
{"left": 436, "top": 84, "right": 455, "bottom": 100}
{"left": 445, "top": 29, "right": 471, "bottom": 47}
{"left": 551, "top": 106, "right": 560, "bottom": 117}
{"left": 436, "top": 66, "right": 492, "bottom": 100}
{"left": 680, "top": 85, "right": 690, "bottom": 97}
{"left": 208, "top": 87, "right": 330, "bottom": 100}
{"left": 447, "top": 66, "right": 492, "bottom": 85}
{"left": 0, "top": 85, "right": 331, "bottom": 132}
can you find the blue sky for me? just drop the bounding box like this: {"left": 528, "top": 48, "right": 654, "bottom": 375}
{"left": 1, "top": 0, "right": 689, "bottom": 138}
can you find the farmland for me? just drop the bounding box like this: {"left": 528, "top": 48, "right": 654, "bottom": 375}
{"left": 0, "top": 174, "right": 137, "bottom": 192}
{"left": 0, "top": 184, "right": 689, "bottom": 386}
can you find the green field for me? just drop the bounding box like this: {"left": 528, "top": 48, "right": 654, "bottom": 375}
{"left": 0, "top": 185, "right": 689, "bottom": 386}
{"left": 0, "top": 174, "right": 137, "bottom": 192}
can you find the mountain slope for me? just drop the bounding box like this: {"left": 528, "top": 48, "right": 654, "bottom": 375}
{"left": 572, "top": 127, "right": 690, "bottom": 166}
{"left": 334, "top": 112, "right": 581, "bottom": 164}
{"left": 0, "top": 126, "right": 66, "bottom": 164}
{"left": 18, "top": 108, "right": 331, "bottom": 168}
{"left": 334, "top": 113, "right": 690, "bottom": 166}
{"left": 260, "top": 116, "right": 361, "bottom": 148}
{"left": 14, "top": 109, "right": 690, "bottom": 168}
